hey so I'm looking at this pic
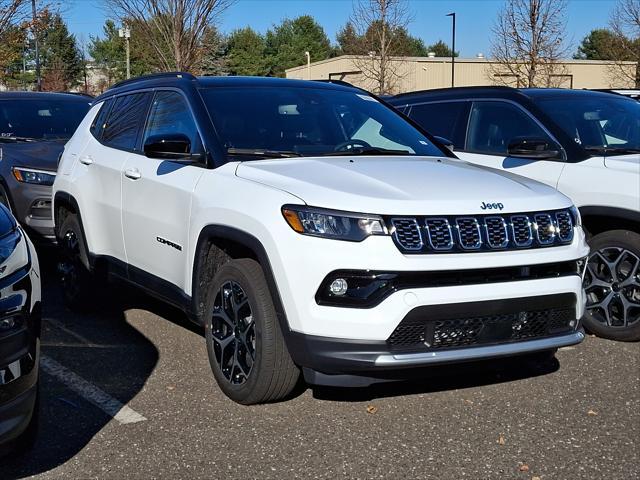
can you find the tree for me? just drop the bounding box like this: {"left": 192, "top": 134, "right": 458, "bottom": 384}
{"left": 89, "top": 20, "right": 127, "bottom": 84}
{"left": 426, "top": 40, "right": 458, "bottom": 57}
{"left": 490, "top": 0, "right": 570, "bottom": 88}
{"left": 225, "top": 27, "right": 269, "bottom": 76}
{"left": 0, "top": 25, "right": 28, "bottom": 88}
{"left": 104, "top": 0, "right": 235, "bottom": 72}
{"left": 0, "top": 0, "right": 23, "bottom": 36}
{"left": 609, "top": 0, "right": 640, "bottom": 87}
{"left": 347, "top": 0, "right": 414, "bottom": 94}
{"left": 39, "top": 13, "right": 82, "bottom": 90}
{"left": 336, "top": 21, "right": 361, "bottom": 55}
{"left": 199, "top": 26, "right": 227, "bottom": 75}
{"left": 574, "top": 29, "right": 618, "bottom": 60}
{"left": 265, "top": 16, "right": 332, "bottom": 77}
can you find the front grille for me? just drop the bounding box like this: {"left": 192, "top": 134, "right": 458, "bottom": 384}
{"left": 456, "top": 217, "right": 482, "bottom": 249}
{"left": 391, "top": 218, "right": 423, "bottom": 250}
{"left": 387, "top": 306, "right": 575, "bottom": 351}
{"left": 387, "top": 208, "right": 574, "bottom": 254}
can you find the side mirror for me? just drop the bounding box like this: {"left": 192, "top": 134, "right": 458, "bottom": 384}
{"left": 143, "top": 134, "right": 201, "bottom": 161}
{"left": 507, "top": 137, "right": 560, "bottom": 160}
{"left": 433, "top": 136, "right": 455, "bottom": 152}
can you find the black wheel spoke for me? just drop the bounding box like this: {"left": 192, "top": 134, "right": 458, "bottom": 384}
{"left": 209, "top": 280, "right": 255, "bottom": 385}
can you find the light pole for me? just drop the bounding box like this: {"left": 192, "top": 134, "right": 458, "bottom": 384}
{"left": 31, "top": 0, "right": 41, "bottom": 91}
{"left": 305, "top": 51, "right": 311, "bottom": 80}
{"left": 446, "top": 12, "right": 456, "bottom": 88}
{"left": 119, "top": 27, "right": 131, "bottom": 79}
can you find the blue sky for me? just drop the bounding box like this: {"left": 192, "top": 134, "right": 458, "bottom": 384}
{"left": 67, "top": 0, "right": 619, "bottom": 58}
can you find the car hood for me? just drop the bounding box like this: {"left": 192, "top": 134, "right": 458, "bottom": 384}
{"left": 235, "top": 156, "right": 571, "bottom": 215}
{"left": 604, "top": 154, "right": 640, "bottom": 174}
{"left": 0, "top": 139, "right": 66, "bottom": 171}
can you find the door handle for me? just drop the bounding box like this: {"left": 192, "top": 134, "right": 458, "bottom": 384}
{"left": 124, "top": 167, "right": 141, "bottom": 180}
{"left": 79, "top": 156, "right": 93, "bottom": 165}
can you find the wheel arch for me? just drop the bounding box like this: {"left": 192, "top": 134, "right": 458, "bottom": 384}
{"left": 579, "top": 206, "right": 640, "bottom": 237}
{"left": 191, "top": 225, "right": 291, "bottom": 334}
{"left": 53, "top": 191, "right": 93, "bottom": 270}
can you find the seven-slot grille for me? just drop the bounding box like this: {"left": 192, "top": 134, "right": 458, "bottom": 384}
{"left": 389, "top": 208, "right": 575, "bottom": 254}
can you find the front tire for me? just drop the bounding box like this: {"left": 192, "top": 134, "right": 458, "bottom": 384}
{"left": 57, "top": 213, "right": 95, "bottom": 311}
{"left": 583, "top": 230, "right": 640, "bottom": 341}
{"left": 204, "top": 259, "right": 299, "bottom": 404}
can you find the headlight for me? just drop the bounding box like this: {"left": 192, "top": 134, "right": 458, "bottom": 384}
{"left": 12, "top": 167, "right": 56, "bottom": 186}
{"left": 569, "top": 205, "right": 582, "bottom": 227}
{"left": 282, "top": 205, "right": 388, "bottom": 241}
{"left": 0, "top": 227, "right": 28, "bottom": 278}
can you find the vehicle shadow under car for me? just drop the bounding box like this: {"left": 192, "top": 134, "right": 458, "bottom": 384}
{"left": 1, "top": 248, "right": 561, "bottom": 477}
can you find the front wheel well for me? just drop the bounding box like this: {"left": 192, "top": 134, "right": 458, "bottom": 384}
{"left": 581, "top": 214, "right": 640, "bottom": 237}
{"left": 53, "top": 194, "right": 78, "bottom": 239}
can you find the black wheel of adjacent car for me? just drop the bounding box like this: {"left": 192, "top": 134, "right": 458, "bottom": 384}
{"left": 204, "top": 258, "right": 299, "bottom": 404}
{"left": 58, "top": 213, "right": 94, "bottom": 310}
{"left": 583, "top": 230, "right": 640, "bottom": 342}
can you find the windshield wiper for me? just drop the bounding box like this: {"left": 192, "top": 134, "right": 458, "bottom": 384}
{"left": 584, "top": 146, "right": 640, "bottom": 155}
{"left": 0, "top": 136, "right": 36, "bottom": 143}
{"left": 227, "top": 148, "right": 302, "bottom": 158}
{"left": 321, "top": 147, "right": 413, "bottom": 157}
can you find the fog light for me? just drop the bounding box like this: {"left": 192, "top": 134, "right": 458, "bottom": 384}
{"left": 0, "top": 317, "right": 16, "bottom": 330}
{"left": 329, "top": 278, "right": 348, "bottom": 296}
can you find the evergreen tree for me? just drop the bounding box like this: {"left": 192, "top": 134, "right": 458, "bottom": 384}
{"left": 199, "top": 26, "right": 228, "bottom": 76}
{"left": 574, "top": 29, "right": 617, "bottom": 59}
{"left": 226, "top": 27, "right": 269, "bottom": 76}
{"left": 40, "top": 13, "right": 83, "bottom": 90}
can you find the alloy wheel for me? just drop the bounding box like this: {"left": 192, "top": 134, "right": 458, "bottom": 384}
{"left": 211, "top": 281, "right": 256, "bottom": 385}
{"left": 584, "top": 247, "right": 640, "bottom": 328}
{"left": 58, "top": 230, "right": 82, "bottom": 300}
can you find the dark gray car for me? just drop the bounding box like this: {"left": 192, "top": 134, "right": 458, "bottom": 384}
{"left": 0, "top": 92, "right": 91, "bottom": 241}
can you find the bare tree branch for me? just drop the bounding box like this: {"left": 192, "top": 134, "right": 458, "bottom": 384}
{"left": 0, "top": 0, "right": 24, "bottom": 35}
{"left": 489, "top": 0, "right": 571, "bottom": 87}
{"left": 349, "top": 0, "right": 412, "bottom": 94}
{"left": 103, "top": 0, "right": 235, "bottom": 72}
{"left": 609, "top": 0, "right": 640, "bottom": 87}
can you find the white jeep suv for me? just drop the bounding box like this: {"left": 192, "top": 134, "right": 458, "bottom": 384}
{"left": 53, "top": 74, "right": 589, "bottom": 404}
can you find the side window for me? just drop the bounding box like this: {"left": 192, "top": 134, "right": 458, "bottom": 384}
{"left": 102, "top": 93, "right": 151, "bottom": 151}
{"left": 89, "top": 98, "right": 113, "bottom": 140}
{"left": 466, "top": 101, "right": 552, "bottom": 155}
{"left": 408, "top": 101, "right": 469, "bottom": 149}
{"left": 143, "top": 91, "right": 203, "bottom": 154}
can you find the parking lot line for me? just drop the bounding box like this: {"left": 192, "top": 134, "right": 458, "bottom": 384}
{"left": 40, "top": 355, "right": 147, "bottom": 425}
{"left": 44, "top": 317, "right": 99, "bottom": 346}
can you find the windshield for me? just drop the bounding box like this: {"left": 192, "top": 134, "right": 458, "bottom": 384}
{"left": 200, "top": 86, "right": 446, "bottom": 159}
{"left": 535, "top": 96, "right": 640, "bottom": 155}
{"left": 0, "top": 98, "right": 90, "bottom": 141}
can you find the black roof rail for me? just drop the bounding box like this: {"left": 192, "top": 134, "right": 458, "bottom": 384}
{"left": 313, "top": 79, "right": 356, "bottom": 88}
{"left": 110, "top": 71, "right": 196, "bottom": 90}
{"left": 392, "top": 85, "right": 517, "bottom": 99}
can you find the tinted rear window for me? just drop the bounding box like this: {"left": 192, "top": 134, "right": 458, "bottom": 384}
{"left": 408, "top": 102, "right": 469, "bottom": 149}
{"left": 0, "top": 98, "right": 90, "bottom": 140}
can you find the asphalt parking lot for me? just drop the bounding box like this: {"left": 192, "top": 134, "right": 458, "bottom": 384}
{"left": 2, "top": 252, "right": 639, "bottom": 480}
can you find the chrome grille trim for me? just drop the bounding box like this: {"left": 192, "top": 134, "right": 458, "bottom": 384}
{"left": 510, "top": 215, "right": 533, "bottom": 247}
{"left": 425, "top": 218, "right": 454, "bottom": 250}
{"left": 534, "top": 213, "right": 555, "bottom": 245}
{"left": 391, "top": 218, "right": 423, "bottom": 251}
{"left": 555, "top": 211, "right": 574, "bottom": 242}
{"left": 386, "top": 208, "right": 575, "bottom": 254}
{"left": 455, "top": 217, "right": 482, "bottom": 250}
{"left": 485, "top": 216, "right": 509, "bottom": 249}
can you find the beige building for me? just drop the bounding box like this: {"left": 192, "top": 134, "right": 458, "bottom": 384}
{"left": 286, "top": 55, "right": 638, "bottom": 93}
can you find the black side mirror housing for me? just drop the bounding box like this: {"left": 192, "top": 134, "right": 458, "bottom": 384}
{"left": 433, "top": 136, "right": 455, "bottom": 152}
{"left": 507, "top": 137, "right": 561, "bottom": 160}
{"left": 143, "top": 134, "right": 202, "bottom": 161}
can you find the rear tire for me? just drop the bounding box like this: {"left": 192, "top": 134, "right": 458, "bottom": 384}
{"left": 58, "top": 213, "right": 95, "bottom": 311}
{"left": 583, "top": 230, "right": 640, "bottom": 342}
{"left": 204, "top": 258, "right": 299, "bottom": 404}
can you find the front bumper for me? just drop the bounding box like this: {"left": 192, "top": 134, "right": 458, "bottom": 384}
{"left": 0, "top": 235, "right": 41, "bottom": 447}
{"left": 5, "top": 179, "right": 54, "bottom": 241}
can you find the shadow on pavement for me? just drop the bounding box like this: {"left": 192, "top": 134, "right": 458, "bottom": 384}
{"left": 2, "top": 248, "right": 160, "bottom": 479}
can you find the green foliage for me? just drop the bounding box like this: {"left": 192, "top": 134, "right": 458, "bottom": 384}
{"left": 199, "top": 26, "right": 228, "bottom": 76}
{"left": 39, "top": 13, "right": 83, "bottom": 90}
{"left": 575, "top": 29, "right": 618, "bottom": 59}
{"left": 265, "top": 15, "right": 331, "bottom": 77}
{"left": 426, "top": 40, "right": 458, "bottom": 58}
{"left": 226, "top": 27, "right": 269, "bottom": 76}
{"left": 89, "top": 20, "right": 126, "bottom": 83}
{"left": 0, "top": 25, "right": 27, "bottom": 88}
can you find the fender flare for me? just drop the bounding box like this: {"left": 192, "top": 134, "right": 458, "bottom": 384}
{"left": 191, "top": 225, "right": 292, "bottom": 335}
{"left": 579, "top": 206, "right": 640, "bottom": 227}
{"left": 53, "top": 191, "right": 93, "bottom": 270}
